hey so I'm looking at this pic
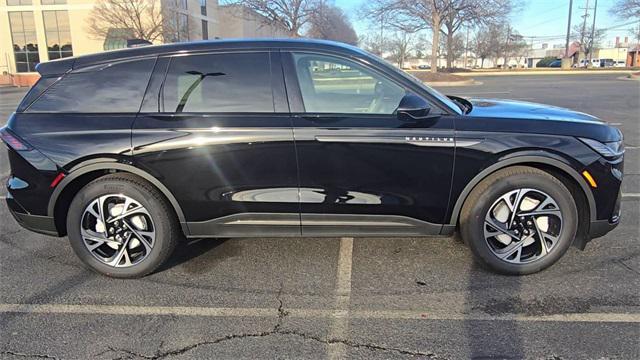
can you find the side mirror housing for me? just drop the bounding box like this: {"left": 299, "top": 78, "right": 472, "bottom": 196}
{"left": 396, "top": 93, "right": 436, "bottom": 121}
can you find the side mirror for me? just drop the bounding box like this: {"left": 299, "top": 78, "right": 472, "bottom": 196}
{"left": 396, "top": 93, "right": 436, "bottom": 121}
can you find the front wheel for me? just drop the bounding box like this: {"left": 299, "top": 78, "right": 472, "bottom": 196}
{"left": 67, "top": 174, "right": 180, "bottom": 278}
{"left": 460, "top": 166, "right": 578, "bottom": 275}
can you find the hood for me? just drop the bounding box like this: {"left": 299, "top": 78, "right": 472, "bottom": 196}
{"left": 466, "top": 98, "right": 603, "bottom": 124}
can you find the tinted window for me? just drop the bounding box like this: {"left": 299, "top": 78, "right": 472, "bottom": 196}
{"left": 17, "top": 76, "right": 58, "bottom": 112}
{"left": 162, "top": 52, "right": 273, "bottom": 113}
{"left": 293, "top": 53, "right": 405, "bottom": 114}
{"left": 29, "top": 58, "right": 155, "bottom": 113}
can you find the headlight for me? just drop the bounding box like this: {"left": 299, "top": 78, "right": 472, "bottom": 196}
{"left": 579, "top": 137, "right": 625, "bottom": 159}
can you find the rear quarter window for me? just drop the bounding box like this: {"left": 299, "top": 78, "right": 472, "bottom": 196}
{"left": 27, "top": 58, "right": 156, "bottom": 113}
{"left": 17, "top": 76, "right": 59, "bottom": 112}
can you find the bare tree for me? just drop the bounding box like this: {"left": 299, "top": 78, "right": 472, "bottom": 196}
{"left": 359, "top": 32, "right": 387, "bottom": 56}
{"left": 609, "top": 0, "right": 640, "bottom": 18}
{"left": 609, "top": 0, "right": 640, "bottom": 43}
{"left": 307, "top": 2, "right": 358, "bottom": 45}
{"left": 438, "top": 33, "right": 465, "bottom": 67}
{"left": 386, "top": 30, "right": 424, "bottom": 68}
{"left": 572, "top": 24, "right": 605, "bottom": 60}
{"left": 440, "top": 0, "right": 515, "bottom": 69}
{"left": 222, "top": 0, "right": 319, "bottom": 37}
{"left": 472, "top": 26, "right": 493, "bottom": 68}
{"left": 87, "top": 0, "right": 175, "bottom": 42}
{"left": 362, "top": 0, "right": 515, "bottom": 73}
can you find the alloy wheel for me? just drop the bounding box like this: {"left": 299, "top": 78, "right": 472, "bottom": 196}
{"left": 80, "top": 194, "right": 155, "bottom": 268}
{"left": 484, "top": 188, "right": 563, "bottom": 264}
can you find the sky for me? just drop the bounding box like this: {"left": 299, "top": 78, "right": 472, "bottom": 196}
{"left": 333, "top": 0, "right": 637, "bottom": 49}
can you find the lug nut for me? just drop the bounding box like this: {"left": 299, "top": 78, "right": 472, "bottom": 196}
{"left": 526, "top": 220, "right": 533, "bottom": 226}
{"left": 109, "top": 228, "right": 115, "bottom": 234}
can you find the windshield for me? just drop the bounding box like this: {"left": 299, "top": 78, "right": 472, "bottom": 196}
{"left": 367, "top": 52, "right": 463, "bottom": 115}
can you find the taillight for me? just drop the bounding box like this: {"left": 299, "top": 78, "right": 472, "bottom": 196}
{"left": 0, "top": 127, "right": 32, "bottom": 151}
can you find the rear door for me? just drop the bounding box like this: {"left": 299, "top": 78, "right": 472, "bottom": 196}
{"left": 283, "top": 51, "right": 456, "bottom": 236}
{"left": 133, "top": 50, "right": 300, "bottom": 237}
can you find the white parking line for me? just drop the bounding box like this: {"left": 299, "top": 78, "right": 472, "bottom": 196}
{"left": 622, "top": 193, "right": 640, "bottom": 198}
{"left": 1, "top": 303, "right": 638, "bottom": 323}
{"left": 327, "top": 237, "right": 354, "bottom": 360}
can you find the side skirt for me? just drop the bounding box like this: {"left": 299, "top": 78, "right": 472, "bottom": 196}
{"left": 186, "top": 213, "right": 451, "bottom": 238}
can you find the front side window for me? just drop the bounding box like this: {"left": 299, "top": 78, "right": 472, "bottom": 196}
{"left": 28, "top": 58, "right": 155, "bottom": 113}
{"left": 43, "top": 10, "right": 73, "bottom": 60}
{"left": 8, "top": 11, "right": 40, "bottom": 73}
{"left": 292, "top": 53, "right": 406, "bottom": 114}
{"left": 162, "top": 52, "right": 274, "bottom": 113}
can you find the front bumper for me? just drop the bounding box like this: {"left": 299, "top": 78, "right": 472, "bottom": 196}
{"left": 589, "top": 219, "right": 619, "bottom": 239}
{"left": 6, "top": 194, "right": 58, "bottom": 236}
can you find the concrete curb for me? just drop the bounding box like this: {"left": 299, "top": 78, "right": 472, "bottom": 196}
{"left": 617, "top": 75, "right": 640, "bottom": 81}
{"left": 424, "top": 79, "right": 481, "bottom": 87}
{"left": 452, "top": 70, "right": 635, "bottom": 77}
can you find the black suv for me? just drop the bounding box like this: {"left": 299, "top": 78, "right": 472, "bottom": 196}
{"left": 2, "top": 39, "right": 624, "bottom": 277}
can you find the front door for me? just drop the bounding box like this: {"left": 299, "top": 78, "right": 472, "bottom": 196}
{"left": 133, "top": 51, "right": 300, "bottom": 237}
{"left": 284, "top": 52, "right": 456, "bottom": 236}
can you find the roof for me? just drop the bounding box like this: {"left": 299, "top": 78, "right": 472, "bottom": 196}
{"left": 35, "top": 38, "right": 366, "bottom": 76}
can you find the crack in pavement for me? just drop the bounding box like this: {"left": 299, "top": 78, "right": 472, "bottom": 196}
{"left": 1, "top": 350, "right": 59, "bottom": 359}
{"left": 102, "top": 287, "right": 438, "bottom": 359}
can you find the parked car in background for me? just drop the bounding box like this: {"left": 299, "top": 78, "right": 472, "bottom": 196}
{"left": 2, "top": 39, "right": 624, "bottom": 278}
{"left": 600, "top": 59, "right": 615, "bottom": 67}
{"left": 548, "top": 59, "right": 562, "bottom": 67}
{"left": 418, "top": 64, "right": 431, "bottom": 70}
{"left": 575, "top": 59, "right": 601, "bottom": 68}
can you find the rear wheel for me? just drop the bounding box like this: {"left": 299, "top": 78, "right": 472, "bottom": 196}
{"left": 67, "top": 174, "right": 180, "bottom": 278}
{"left": 460, "top": 166, "right": 578, "bottom": 274}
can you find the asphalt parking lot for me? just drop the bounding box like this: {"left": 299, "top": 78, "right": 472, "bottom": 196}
{"left": 0, "top": 73, "right": 638, "bottom": 359}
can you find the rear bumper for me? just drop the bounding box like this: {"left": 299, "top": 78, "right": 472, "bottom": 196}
{"left": 6, "top": 195, "right": 58, "bottom": 236}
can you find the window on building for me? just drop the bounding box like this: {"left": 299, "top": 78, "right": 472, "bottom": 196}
{"left": 9, "top": 12, "right": 40, "bottom": 73}
{"left": 292, "top": 53, "right": 406, "bottom": 114}
{"left": 177, "top": 13, "right": 189, "bottom": 41}
{"left": 43, "top": 10, "right": 73, "bottom": 61}
{"left": 41, "top": 0, "right": 67, "bottom": 4}
{"left": 7, "top": 0, "right": 33, "bottom": 5}
{"left": 28, "top": 58, "right": 156, "bottom": 113}
{"left": 201, "top": 20, "right": 208, "bottom": 40}
{"left": 162, "top": 52, "right": 274, "bottom": 113}
{"left": 200, "top": 0, "right": 207, "bottom": 15}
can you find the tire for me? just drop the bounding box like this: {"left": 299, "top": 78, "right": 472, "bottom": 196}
{"left": 460, "top": 166, "right": 578, "bottom": 275}
{"left": 66, "top": 173, "right": 180, "bottom": 278}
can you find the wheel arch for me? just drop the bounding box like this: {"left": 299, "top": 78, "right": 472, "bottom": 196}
{"left": 448, "top": 155, "right": 596, "bottom": 228}
{"left": 48, "top": 162, "right": 188, "bottom": 236}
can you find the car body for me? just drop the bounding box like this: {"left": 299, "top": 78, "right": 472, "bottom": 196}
{"left": 2, "top": 39, "right": 624, "bottom": 277}
{"left": 613, "top": 60, "right": 626, "bottom": 68}
{"left": 600, "top": 59, "right": 615, "bottom": 67}
{"left": 548, "top": 60, "right": 562, "bottom": 68}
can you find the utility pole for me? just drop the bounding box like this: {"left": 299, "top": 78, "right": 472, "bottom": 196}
{"left": 564, "top": 0, "right": 573, "bottom": 62}
{"left": 580, "top": 0, "right": 590, "bottom": 63}
{"left": 588, "top": 0, "right": 598, "bottom": 64}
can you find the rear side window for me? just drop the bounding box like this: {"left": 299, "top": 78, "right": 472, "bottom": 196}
{"left": 17, "top": 76, "right": 58, "bottom": 112}
{"left": 161, "top": 52, "right": 273, "bottom": 113}
{"left": 28, "top": 58, "right": 155, "bottom": 113}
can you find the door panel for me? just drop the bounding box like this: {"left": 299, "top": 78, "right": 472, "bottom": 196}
{"left": 292, "top": 117, "right": 455, "bottom": 235}
{"left": 285, "top": 51, "right": 455, "bottom": 235}
{"left": 132, "top": 51, "right": 300, "bottom": 237}
{"left": 132, "top": 115, "right": 300, "bottom": 233}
